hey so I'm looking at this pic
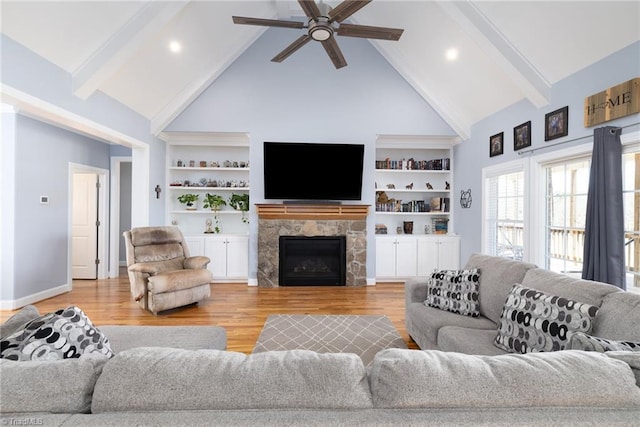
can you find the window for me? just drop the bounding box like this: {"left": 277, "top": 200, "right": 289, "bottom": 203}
{"left": 622, "top": 148, "right": 640, "bottom": 293}
{"left": 483, "top": 164, "right": 525, "bottom": 260}
{"left": 542, "top": 157, "right": 590, "bottom": 275}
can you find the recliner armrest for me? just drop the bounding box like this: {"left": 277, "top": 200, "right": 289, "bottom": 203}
{"left": 184, "top": 256, "right": 211, "bottom": 270}
{"left": 128, "top": 262, "right": 161, "bottom": 275}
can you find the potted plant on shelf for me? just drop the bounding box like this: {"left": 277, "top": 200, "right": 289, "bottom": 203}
{"left": 229, "top": 193, "right": 250, "bottom": 223}
{"left": 203, "top": 193, "right": 227, "bottom": 233}
{"left": 177, "top": 193, "right": 199, "bottom": 210}
{"left": 203, "top": 193, "right": 227, "bottom": 211}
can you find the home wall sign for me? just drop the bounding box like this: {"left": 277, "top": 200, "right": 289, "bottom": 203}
{"left": 584, "top": 77, "right": 640, "bottom": 127}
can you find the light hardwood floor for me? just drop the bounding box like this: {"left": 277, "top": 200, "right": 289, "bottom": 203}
{"left": 0, "top": 270, "right": 419, "bottom": 354}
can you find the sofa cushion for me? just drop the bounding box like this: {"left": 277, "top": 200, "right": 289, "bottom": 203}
{"left": 0, "top": 306, "right": 114, "bottom": 361}
{"left": 606, "top": 351, "right": 640, "bottom": 387}
{"left": 98, "top": 325, "right": 227, "bottom": 353}
{"left": 406, "top": 302, "right": 496, "bottom": 349}
{"left": 568, "top": 331, "right": 640, "bottom": 352}
{"left": 369, "top": 348, "right": 640, "bottom": 409}
{"left": 425, "top": 269, "right": 480, "bottom": 317}
{"left": 494, "top": 284, "right": 599, "bottom": 353}
{"left": 520, "top": 268, "right": 620, "bottom": 307}
{"left": 463, "top": 253, "right": 537, "bottom": 324}
{"left": 591, "top": 290, "right": 640, "bottom": 341}
{"left": 0, "top": 355, "right": 108, "bottom": 413}
{"left": 437, "top": 326, "right": 507, "bottom": 355}
{"left": 91, "top": 348, "right": 372, "bottom": 413}
{"left": 0, "top": 305, "right": 40, "bottom": 338}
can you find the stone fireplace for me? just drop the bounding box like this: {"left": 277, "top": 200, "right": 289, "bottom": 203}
{"left": 279, "top": 236, "right": 346, "bottom": 286}
{"left": 256, "top": 204, "right": 368, "bottom": 287}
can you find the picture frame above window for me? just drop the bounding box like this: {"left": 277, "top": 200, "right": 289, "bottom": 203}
{"left": 513, "top": 121, "right": 531, "bottom": 151}
{"left": 545, "top": 106, "right": 569, "bottom": 141}
{"left": 489, "top": 132, "right": 504, "bottom": 157}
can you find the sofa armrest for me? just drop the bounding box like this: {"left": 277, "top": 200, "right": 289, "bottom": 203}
{"left": 184, "top": 256, "right": 211, "bottom": 270}
{"left": 128, "top": 262, "right": 160, "bottom": 275}
{"left": 405, "top": 278, "right": 429, "bottom": 306}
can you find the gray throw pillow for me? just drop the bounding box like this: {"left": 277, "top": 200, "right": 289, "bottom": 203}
{"left": 568, "top": 331, "right": 640, "bottom": 352}
{"left": 0, "top": 305, "right": 40, "bottom": 338}
{"left": 424, "top": 269, "right": 480, "bottom": 317}
{"left": 494, "top": 284, "right": 599, "bottom": 353}
{"left": 0, "top": 306, "right": 114, "bottom": 361}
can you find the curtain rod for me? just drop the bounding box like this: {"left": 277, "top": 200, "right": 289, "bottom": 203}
{"left": 517, "top": 121, "right": 640, "bottom": 156}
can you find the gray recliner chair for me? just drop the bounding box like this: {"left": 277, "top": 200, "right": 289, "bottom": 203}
{"left": 123, "top": 226, "right": 212, "bottom": 314}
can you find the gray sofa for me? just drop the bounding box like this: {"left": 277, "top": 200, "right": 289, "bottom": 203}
{"left": 1, "top": 344, "right": 639, "bottom": 426}
{"left": 405, "top": 253, "right": 640, "bottom": 355}
{"left": 2, "top": 283, "right": 640, "bottom": 426}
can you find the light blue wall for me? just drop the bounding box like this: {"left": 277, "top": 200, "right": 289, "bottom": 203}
{"left": 1, "top": 34, "right": 164, "bottom": 305}
{"left": 453, "top": 41, "right": 640, "bottom": 263}
{"left": 12, "top": 115, "right": 111, "bottom": 299}
{"left": 1, "top": 34, "right": 166, "bottom": 226}
{"left": 167, "top": 27, "right": 456, "bottom": 281}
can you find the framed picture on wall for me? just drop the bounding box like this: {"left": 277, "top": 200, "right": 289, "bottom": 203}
{"left": 489, "top": 132, "right": 504, "bottom": 157}
{"left": 513, "top": 121, "right": 531, "bottom": 151}
{"left": 545, "top": 106, "right": 569, "bottom": 141}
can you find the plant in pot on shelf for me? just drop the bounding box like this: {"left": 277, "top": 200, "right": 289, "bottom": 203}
{"left": 229, "top": 193, "right": 250, "bottom": 223}
{"left": 203, "top": 193, "right": 227, "bottom": 233}
{"left": 177, "top": 193, "right": 199, "bottom": 210}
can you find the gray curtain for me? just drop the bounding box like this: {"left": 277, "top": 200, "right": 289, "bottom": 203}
{"left": 582, "top": 126, "right": 625, "bottom": 289}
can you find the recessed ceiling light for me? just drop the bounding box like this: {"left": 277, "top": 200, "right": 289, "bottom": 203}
{"left": 445, "top": 48, "right": 458, "bottom": 61}
{"left": 169, "top": 40, "right": 182, "bottom": 53}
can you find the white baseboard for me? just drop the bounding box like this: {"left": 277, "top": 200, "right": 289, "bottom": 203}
{"left": 0, "top": 283, "right": 71, "bottom": 310}
{"left": 366, "top": 278, "right": 377, "bottom": 286}
{"left": 247, "top": 278, "right": 258, "bottom": 287}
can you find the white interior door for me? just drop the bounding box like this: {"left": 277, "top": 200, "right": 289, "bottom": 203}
{"left": 72, "top": 173, "right": 98, "bottom": 279}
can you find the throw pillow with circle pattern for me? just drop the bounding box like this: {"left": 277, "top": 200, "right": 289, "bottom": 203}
{"left": 0, "top": 306, "right": 114, "bottom": 361}
{"left": 494, "top": 284, "right": 599, "bottom": 354}
{"left": 567, "top": 331, "right": 640, "bottom": 352}
{"left": 424, "top": 269, "right": 480, "bottom": 317}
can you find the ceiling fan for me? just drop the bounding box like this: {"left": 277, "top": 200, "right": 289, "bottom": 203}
{"left": 232, "top": 0, "right": 404, "bottom": 69}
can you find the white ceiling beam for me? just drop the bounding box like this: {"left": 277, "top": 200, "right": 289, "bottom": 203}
{"left": 438, "top": 0, "right": 550, "bottom": 109}
{"left": 72, "top": 1, "right": 189, "bottom": 100}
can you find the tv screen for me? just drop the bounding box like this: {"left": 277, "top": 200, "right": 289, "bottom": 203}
{"left": 263, "top": 142, "right": 365, "bottom": 201}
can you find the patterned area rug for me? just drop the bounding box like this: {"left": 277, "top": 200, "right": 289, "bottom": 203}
{"left": 253, "top": 314, "right": 408, "bottom": 366}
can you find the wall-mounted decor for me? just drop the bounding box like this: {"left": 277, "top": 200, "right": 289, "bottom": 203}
{"left": 584, "top": 77, "right": 639, "bottom": 127}
{"left": 545, "top": 106, "right": 569, "bottom": 141}
{"left": 460, "top": 189, "right": 472, "bottom": 208}
{"left": 513, "top": 121, "right": 531, "bottom": 151}
{"left": 490, "top": 132, "right": 504, "bottom": 157}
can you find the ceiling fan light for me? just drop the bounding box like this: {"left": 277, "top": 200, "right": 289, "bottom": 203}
{"left": 310, "top": 27, "right": 332, "bottom": 41}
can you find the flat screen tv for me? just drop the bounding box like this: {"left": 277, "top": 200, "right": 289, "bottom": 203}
{"left": 263, "top": 141, "right": 365, "bottom": 202}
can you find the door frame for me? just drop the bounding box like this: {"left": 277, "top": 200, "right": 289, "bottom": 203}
{"left": 109, "top": 156, "right": 132, "bottom": 277}
{"left": 68, "top": 163, "right": 109, "bottom": 285}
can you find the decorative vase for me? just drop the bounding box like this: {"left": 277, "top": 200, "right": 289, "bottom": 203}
{"left": 403, "top": 221, "right": 414, "bottom": 234}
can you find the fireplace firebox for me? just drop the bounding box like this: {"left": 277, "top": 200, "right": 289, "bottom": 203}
{"left": 279, "top": 236, "right": 346, "bottom": 286}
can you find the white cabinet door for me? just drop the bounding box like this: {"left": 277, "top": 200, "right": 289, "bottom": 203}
{"left": 437, "top": 237, "right": 460, "bottom": 270}
{"left": 395, "top": 237, "right": 417, "bottom": 277}
{"left": 416, "top": 237, "right": 440, "bottom": 277}
{"left": 375, "top": 237, "right": 397, "bottom": 278}
{"left": 417, "top": 236, "right": 461, "bottom": 276}
{"left": 204, "top": 236, "right": 228, "bottom": 278}
{"left": 225, "top": 235, "right": 249, "bottom": 279}
{"left": 376, "top": 236, "right": 417, "bottom": 279}
{"left": 203, "top": 235, "right": 248, "bottom": 280}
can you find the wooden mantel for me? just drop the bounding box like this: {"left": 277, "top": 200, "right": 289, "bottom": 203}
{"left": 256, "top": 204, "right": 369, "bottom": 220}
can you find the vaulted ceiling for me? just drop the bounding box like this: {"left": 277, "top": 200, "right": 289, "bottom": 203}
{"left": 2, "top": 1, "right": 638, "bottom": 140}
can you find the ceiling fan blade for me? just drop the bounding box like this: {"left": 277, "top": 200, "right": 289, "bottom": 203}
{"left": 232, "top": 16, "right": 304, "bottom": 29}
{"left": 328, "top": 0, "right": 371, "bottom": 23}
{"left": 337, "top": 23, "right": 403, "bottom": 41}
{"left": 321, "top": 37, "right": 347, "bottom": 69}
{"left": 298, "top": 0, "right": 322, "bottom": 19}
{"left": 271, "top": 34, "right": 312, "bottom": 63}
